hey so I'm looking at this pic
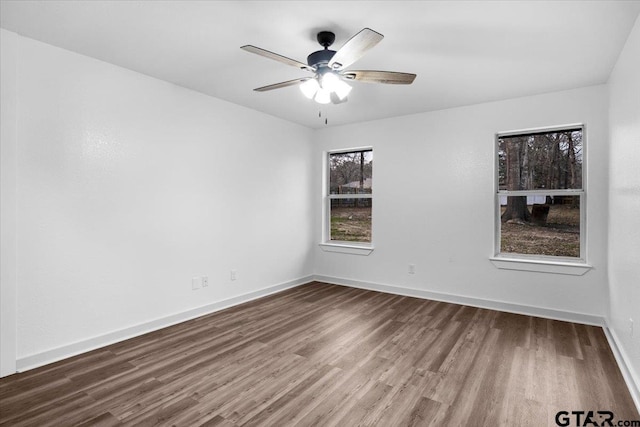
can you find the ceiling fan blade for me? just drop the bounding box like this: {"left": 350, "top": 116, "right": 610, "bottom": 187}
{"left": 343, "top": 70, "right": 417, "bottom": 84}
{"left": 241, "top": 45, "right": 312, "bottom": 71}
{"left": 254, "top": 77, "right": 311, "bottom": 92}
{"left": 328, "top": 28, "right": 384, "bottom": 70}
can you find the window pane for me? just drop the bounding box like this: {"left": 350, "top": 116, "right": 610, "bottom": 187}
{"left": 329, "top": 150, "right": 373, "bottom": 195}
{"left": 498, "top": 129, "right": 582, "bottom": 190}
{"left": 330, "top": 198, "right": 372, "bottom": 242}
{"left": 500, "top": 195, "right": 580, "bottom": 257}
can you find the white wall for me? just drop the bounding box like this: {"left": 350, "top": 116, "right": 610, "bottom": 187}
{"left": 608, "top": 15, "right": 640, "bottom": 397}
{"left": 313, "top": 85, "right": 610, "bottom": 318}
{"left": 0, "top": 29, "right": 19, "bottom": 377}
{"left": 0, "top": 32, "right": 314, "bottom": 371}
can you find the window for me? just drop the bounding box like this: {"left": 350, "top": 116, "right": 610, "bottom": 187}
{"left": 325, "top": 149, "right": 373, "bottom": 245}
{"left": 495, "top": 126, "right": 585, "bottom": 262}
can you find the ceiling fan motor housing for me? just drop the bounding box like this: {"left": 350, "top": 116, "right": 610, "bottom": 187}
{"left": 307, "top": 49, "right": 336, "bottom": 68}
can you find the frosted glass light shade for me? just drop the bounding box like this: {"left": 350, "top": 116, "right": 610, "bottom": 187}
{"left": 333, "top": 79, "right": 352, "bottom": 100}
{"left": 321, "top": 72, "right": 340, "bottom": 92}
{"left": 320, "top": 72, "right": 351, "bottom": 101}
{"left": 299, "top": 78, "right": 319, "bottom": 99}
{"left": 314, "top": 88, "right": 331, "bottom": 104}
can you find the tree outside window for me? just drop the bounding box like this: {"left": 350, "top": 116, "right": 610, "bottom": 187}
{"left": 497, "top": 127, "right": 584, "bottom": 259}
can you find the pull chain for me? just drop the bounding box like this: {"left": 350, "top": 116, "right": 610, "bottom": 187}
{"left": 318, "top": 109, "right": 328, "bottom": 125}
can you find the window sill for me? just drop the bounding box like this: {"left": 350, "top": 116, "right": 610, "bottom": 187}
{"left": 490, "top": 256, "right": 592, "bottom": 276}
{"left": 319, "top": 243, "right": 374, "bottom": 256}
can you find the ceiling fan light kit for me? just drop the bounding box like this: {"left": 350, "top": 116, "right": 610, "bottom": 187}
{"left": 241, "top": 28, "right": 416, "bottom": 106}
{"left": 300, "top": 72, "right": 352, "bottom": 104}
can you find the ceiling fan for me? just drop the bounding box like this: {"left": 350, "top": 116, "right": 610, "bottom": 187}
{"left": 241, "top": 28, "right": 416, "bottom": 105}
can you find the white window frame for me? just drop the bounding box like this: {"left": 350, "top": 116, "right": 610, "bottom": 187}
{"left": 319, "top": 147, "right": 374, "bottom": 256}
{"left": 490, "top": 124, "right": 592, "bottom": 275}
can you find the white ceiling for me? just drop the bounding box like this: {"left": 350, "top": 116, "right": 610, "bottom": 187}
{"left": 2, "top": 1, "right": 639, "bottom": 129}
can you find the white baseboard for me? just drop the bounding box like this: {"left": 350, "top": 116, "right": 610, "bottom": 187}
{"left": 16, "top": 275, "right": 314, "bottom": 373}
{"left": 313, "top": 275, "right": 606, "bottom": 326}
{"left": 603, "top": 326, "right": 640, "bottom": 413}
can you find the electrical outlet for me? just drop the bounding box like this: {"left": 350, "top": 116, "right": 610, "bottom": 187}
{"left": 630, "top": 318, "right": 634, "bottom": 337}
{"left": 408, "top": 264, "right": 416, "bottom": 274}
{"left": 192, "top": 277, "right": 202, "bottom": 290}
{"left": 231, "top": 270, "right": 237, "bottom": 281}
{"left": 202, "top": 276, "right": 208, "bottom": 287}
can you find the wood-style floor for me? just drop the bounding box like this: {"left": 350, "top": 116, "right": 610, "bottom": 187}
{"left": 0, "top": 282, "right": 637, "bottom": 426}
